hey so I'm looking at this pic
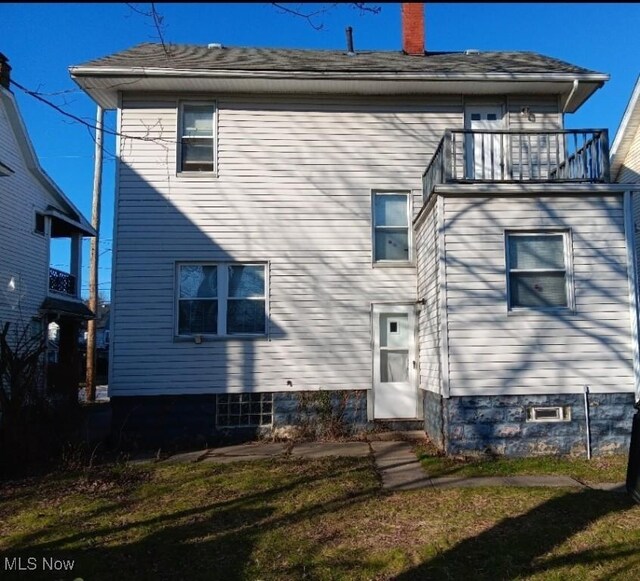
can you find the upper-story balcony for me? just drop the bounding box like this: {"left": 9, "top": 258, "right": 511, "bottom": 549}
{"left": 49, "top": 267, "right": 77, "bottom": 298}
{"left": 422, "top": 128, "right": 611, "bottom": 200}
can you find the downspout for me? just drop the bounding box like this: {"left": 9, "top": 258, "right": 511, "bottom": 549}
{"left": 562, "top": 79, "right": 579, "bottom": 114}
{"left": 583, "top": 385, "right": 592, "bottom": 460}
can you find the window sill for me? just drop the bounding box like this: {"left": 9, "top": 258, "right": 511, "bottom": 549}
{"left": 372, "top": 261, "right": 415, "bottom": 269}
{"left": 174, "top": 334, "right": 268, "bottom": 343}
{"left": 175, "top": 171, "right": 218, "bottom": 180}
{"left": 507, "top": 307, "right": 576, "bottom": 317}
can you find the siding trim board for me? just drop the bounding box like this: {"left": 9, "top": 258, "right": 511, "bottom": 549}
{"left": 437, "top": 196, "right": 451, "bottom": 398}
{"left": 624, "top": 191, "right": 640, "bottom": 403}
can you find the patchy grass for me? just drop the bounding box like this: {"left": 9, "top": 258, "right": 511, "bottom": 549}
{"left": 1, "top": 456, "right": 639, "bottom": 580}
{"left": 416, "top": 440, "right": 628, "bottom": 484}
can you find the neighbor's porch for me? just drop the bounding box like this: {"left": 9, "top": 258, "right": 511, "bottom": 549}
{"left": 422, "top": 129, "right": 611, "bottom": 199}
{"left": 39, "top": 210, "right": 95, "bottom": 402}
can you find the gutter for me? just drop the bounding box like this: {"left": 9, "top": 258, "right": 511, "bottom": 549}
{"left": 69, "top": 65, "right": 610, "bottom": 84}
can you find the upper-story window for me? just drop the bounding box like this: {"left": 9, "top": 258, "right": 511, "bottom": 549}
{"left": 506, "top": 231, "right": 572, "bottom": 311}
{"left": 34, "top": 212, "right": 46, "bottom": 235}
{"left": 372, "top": 191, "right": 412, "bottom": 264}
{"left": 178, "top": 103, "right": 216, "bottom": 173}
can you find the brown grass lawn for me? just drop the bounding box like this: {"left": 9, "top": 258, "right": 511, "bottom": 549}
{"left": 1, "top": 456, "right": 639, "bottom": 580}
{"left": 416, "top": 440, "right": 629, "bottom": 483}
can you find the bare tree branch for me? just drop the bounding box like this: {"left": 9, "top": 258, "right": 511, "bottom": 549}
{"left": 11, "top": 79, "right": 174, "bottom": 147}
{"left": 271, "top": 3, "right": 381, "bottom": 30}
{"left": 125, "top": 3, "right": 171, "bottom": 57}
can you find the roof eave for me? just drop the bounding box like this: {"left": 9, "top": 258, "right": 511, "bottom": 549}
{"left": 69, "top": 64, "right": 609, "bottom": 83}
{"left": 70, "top": 67, "right": 608, "bottom": 113}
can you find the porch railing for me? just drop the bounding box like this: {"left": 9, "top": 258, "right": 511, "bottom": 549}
{"left": 422, "top": 128, "right": 610, "bottom": 199}
{"left": 49, "top": 267, "right": 77, "bottom": 298}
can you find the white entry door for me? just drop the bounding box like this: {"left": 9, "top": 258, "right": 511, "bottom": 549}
{"left": 372, "top": 305, "right": 418, "bottom": 419}
{"left": 465, "top": 106, "right": 505, "bottom": 180}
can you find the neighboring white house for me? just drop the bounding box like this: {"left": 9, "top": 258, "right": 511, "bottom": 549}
{"left": 0, "top": 53, "right": 95, "bottom": 395}
{"left": 70, "top": 4, "right": 638, "bottom": 455}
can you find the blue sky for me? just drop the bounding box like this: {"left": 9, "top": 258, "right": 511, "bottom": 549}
{"left": 2, "top": 2, "right": 639, "bottom": 300}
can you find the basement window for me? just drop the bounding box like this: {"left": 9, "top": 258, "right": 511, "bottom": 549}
{"left": 527, "top": 406, "right": 571, "bottom": 423}
{"left": 216, "top": 393, "right": 273, "bottom": 428}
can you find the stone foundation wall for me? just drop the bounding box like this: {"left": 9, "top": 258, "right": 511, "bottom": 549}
{"left": 110, "top": 389, "right": 370, "bottom": 450}
{"left": 423, "top": 390, "right": 445, "bottom": 450}
{"left": 438, "top": 393, "right": 635, "bottom": 457}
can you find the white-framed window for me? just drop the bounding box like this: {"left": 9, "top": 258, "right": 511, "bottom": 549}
{"left": 527, "top": 405, "right": 571, "bottom": 423}
{"left": 372, "top": 191, "right": 412, "bottom": 263}
{"left": 177, "top": 263, "right": 267, "bottom": 337}
{"left": 178, "top": 102, "right": 216, "bottom": 173}
{"left": 505, "top": 230, "right": 572, "bottom": 311}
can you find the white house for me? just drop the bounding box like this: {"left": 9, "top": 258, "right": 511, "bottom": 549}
{"left": 70, "top": 4, "right": 638, "bottom": 454}
{"left": 0, "top": 54, "right": 95, "bottom": 396}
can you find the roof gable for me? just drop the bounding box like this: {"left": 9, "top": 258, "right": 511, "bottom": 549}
{"left": 611, "top": 75, "right": 640, "bottom": 181}
{"left": 0, "top": 86, "right": 95, "bottom": 235}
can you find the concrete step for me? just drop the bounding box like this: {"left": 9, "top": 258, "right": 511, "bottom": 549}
{"left": 372, "top": 420, "right": 424, "bottom": 432}
{"left": 367, "top": 430, "right": 427, "bottom": 442}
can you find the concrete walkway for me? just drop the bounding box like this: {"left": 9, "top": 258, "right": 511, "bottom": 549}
{"left": 156, "top": 440, "right": 626, "bottom": 493}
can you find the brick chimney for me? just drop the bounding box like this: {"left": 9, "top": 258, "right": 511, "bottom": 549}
{"left": 402, "top": 3, "right": 425, "bottom": 56}
{"left": 0, "top": 53, "right": 11, "bottom": 90}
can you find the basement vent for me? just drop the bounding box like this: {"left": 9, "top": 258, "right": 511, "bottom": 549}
{"left": 527, "top": 405, "right": 571, "bottom": 423}
{"left": 216, "top": 393, "right": 273, "bottom": 428}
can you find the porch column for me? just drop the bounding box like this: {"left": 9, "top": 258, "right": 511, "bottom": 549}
{"left": 70, "top": 234, "right": 83, "bottom": 299}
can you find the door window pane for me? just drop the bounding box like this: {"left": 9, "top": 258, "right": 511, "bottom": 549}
{"left": 380, "top": 314, "right": 408, "bottom": 348}
{"left": 381, "top": 351, "right": 409, "bottom": 383}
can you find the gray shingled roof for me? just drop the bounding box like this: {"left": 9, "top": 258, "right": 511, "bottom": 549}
{"left": 75, "top": 43, "right": 601, "bottom": 76}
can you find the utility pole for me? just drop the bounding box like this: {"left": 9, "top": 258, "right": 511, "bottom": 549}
{"left": 85, "top": 104, "right": 104, "bottom": 402}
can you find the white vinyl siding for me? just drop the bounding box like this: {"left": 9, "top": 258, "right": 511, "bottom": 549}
{"left": 440, "top": 194, "right": 633, "bottom": 396}
{"left": 0, "top": 98, "right": 50, "bottom": 329}
{"left": 617, "top": 124, "right": 640, "bottom": 184}
{"left": 415, "top": 196, "right": 441, "bottom": 393}
{"left": 111, "top": 93, "right": 461, "bottom": 395}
